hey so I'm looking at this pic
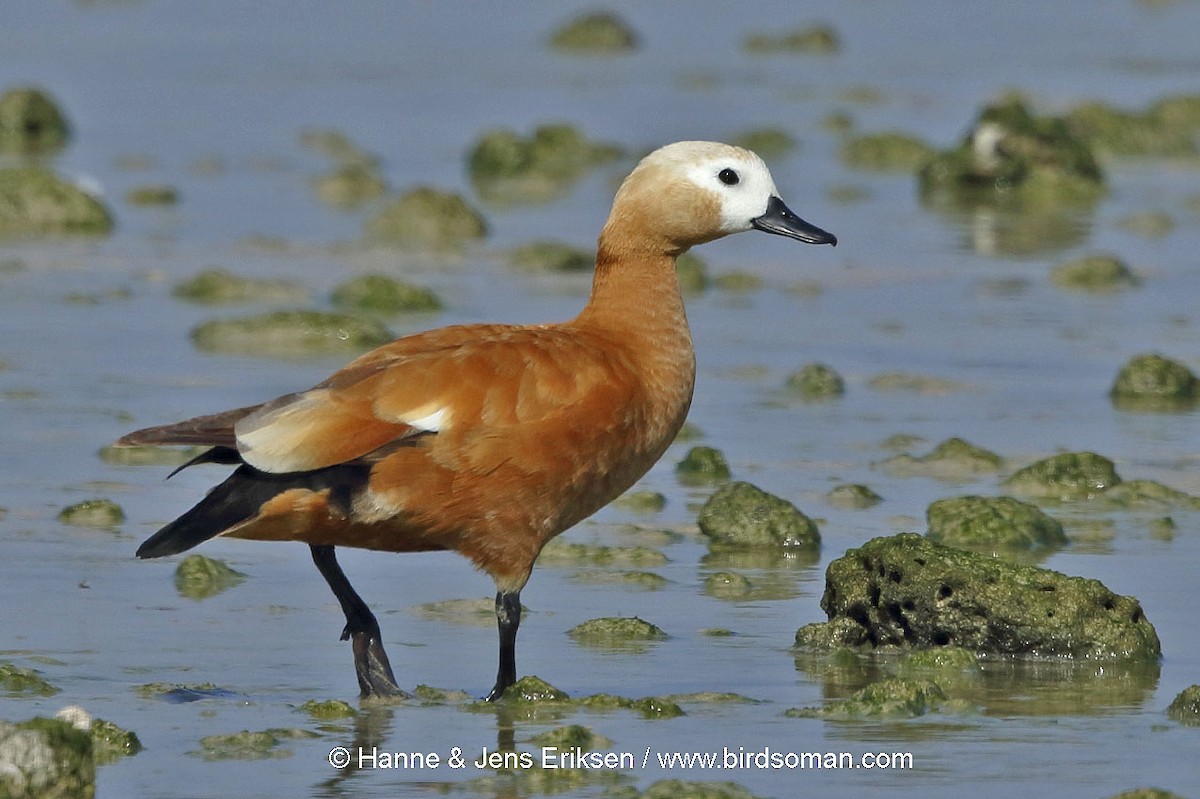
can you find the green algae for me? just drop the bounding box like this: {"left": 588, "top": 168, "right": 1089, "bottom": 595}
{"left": 0, "top": 87, "right": 70, "bottom": 153}
{"left": 731, "top": 128, "right": 797, "bottom": 159}
{"left": 98, "top": 443, "right": 208, "bottom": 467}
{"left": 330, "top": 274, "right": 443, "bottom": 315}
{"left": 90, "top": 717, "right": 142, "bottom": 765}
{"left": 881, "top": 436, "right": 1003, "bottom": 481}
{"left": 507, "top": 240, "right": 592, "bottom": 273}
{"left": 412, "top": 597, "right": 500, "bottom": 627}
{"left": 675, "top": 446, "right": 731, "bottom": 484}
{"left": 697, "top": 481, "right": 820, "bottom": 550}
{"left": 926, "top": 495, "right": 1067, "bottom": 552}
{"left": 172, "top": 267, "right": 308, "bottom": 305}
{"left": 569, "top": 570, "right": 669, "bottom": 590}
{"left": 567, "top": 616, "right": 668, "bottom": 647}
{"left": 784, "top": 363, "right": 845, "bottom": 400}
{"left": 527, "top": 724, "right": 611, "bottom": 752}
{"left": 712, "top": 271, "right": 762, "bottom": 292}
{"left": 313, "top": 162, "right": 387, "bottom": 208}
{"left": 536, "top": 539, "right": 667, "bottom": 568}
{"left": 174, "top": 554, "right": 246, "bottom": 600}
{"left": 1117, "top": 211, "right": 1175, "bottom": 238}
{"left": 126, "top": 184, "right": 179, "bottom": 206}
{"left": 868, "top": 372, "right": 964, "bottom": 395}
{"left": 1050, "top": 253, "right": 1140, "bottom": 292}
{"left": 1065, "top": 96, "right": 1200, "bottom": 159}
{"left": 58, "top": 498, "right": 124, "bottom": 529}
{"left": 624, "top": 780, "right": 766, "bottom": 799}
{"left": 191, "top": 310, "right": 392, "bottom": 357}
{"left": 365, "top": 186, "right": 487, "bottom": 248}
{"left": 194, "top": 727, "right": 318, "bottom": 761}
{"left": 703, "top": 571, "right": 755, "bottom": 600}
{"left": 468, "top": 124, "right": 621, "bottom": 205}
{"left": 786, "top": 677, "right": 947, "bottom": 719}
{"left": 0, "top": 662, "right": 60, "bottom": 697}
{"left": 1166, "top": 685, "right": 1200, "bottom": 726}
{"left": 0, "top": 717, "right": 93, "bottom": 798}
{"left": 612, "top": 490, "right": 666, "bottom": 513}
{"left": 0, "top": 167, "right": 113, "bottom": 237}
{"left": 1099, "top": 479, "right": 1200, "bottom": 510}
{"left": 1109, "top": 353, "right": 1199, "bottom": 412}
{"left": 744, "top": 25, "right": 841, "bottom": 55}
{"left": 298, "top": 699, "right": 357, "bottom": 721}
{"left": 548, "top": 11, "right": 638, "bottom": 54}
{"left": 575, "top": 694, "right": 684, "bottom": 719}
{"left": 839, "top": 132, "right": 934, "bottom": 171}
{"left": 796, "top": 533, "right": 1160, "bottom": 661}
{"left": 824, "top": 484, "right": 882, "bottom": 509}
{"left": 1105, "top": 790, "right": 1189, "bottom": 799}
{"left": 1004, "top": 451, "right": 1122, "bottom": 501}
{"left": 675, "top": 252, "right": 711, "bottom": 293}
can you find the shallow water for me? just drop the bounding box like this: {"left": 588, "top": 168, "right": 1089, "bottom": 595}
{"left": 3, "top": 2, "right": 1200, "bottom": 797}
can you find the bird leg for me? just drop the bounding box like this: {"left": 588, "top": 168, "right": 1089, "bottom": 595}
{"left": 484, "top": 590, "right": 521, "bottom": 701}
{"left": 310, "top": 544, "right": 404, "bottom": 699}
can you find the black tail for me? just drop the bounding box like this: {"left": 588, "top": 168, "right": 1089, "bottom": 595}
{"left": 136, "top": 461, "right": 372, "bottom": 559}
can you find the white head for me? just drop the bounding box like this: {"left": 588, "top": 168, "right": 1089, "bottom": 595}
{"left": 603, "top": 141, "right": 836, "bottom": 253}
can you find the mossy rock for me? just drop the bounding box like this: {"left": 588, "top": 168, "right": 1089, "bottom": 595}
{"left": 508, "top": 240, "right": 593, "bottom": 273}
{"left": 1050, "top": 253, "right": 1139, "bottom": 292}
{"left": 0, "top": 662, "right": 60, "bottom": 696}
{"left": 825, "top": 484, "right": 882, "bottom": 509}
{"left": 528, "top": 724, "right": 611, "bottom": 752}
{"left": 574, "top": 693, "right": 684, "bottom": 719}
{"left": 880, "top": 436, "right": 1003, "bottom": 480}
{"left": 703, "top": 571, "right": 755, "bottom": 600}
{"left": 313, "top": 162, "right": 387, "bottom": 208}
{"left": 299, "top": 128, "right": 378, "bottom": 166}
{"left": 786, "top": 677, "right": 946, "bottom": 719}
{"left": 567, "top": 617, "right": 668, "bottom": 646}
{"left": 547, "top": 11, "right": 638, "bottom": 54}
{"left": 744, "top": 25, "right": 841, "bottom": 55}
{"left": 918, "top": 94, "right": 1105, "bottom": 209}
{"left": 697, "top": 481, "right": 820, "bottom": 550}
{"left": 784, "top": 363, "right": 845, "bottom": 400}
{"left": 58, "top": 498, "right": 125, "bottom": 529}
{"left": 1099, "top": 480, "right": 1200, "bottom": 511}
{"left": 1109, "top": 353, "right": 1199, "bottom": 412}
{"left": 330, "top": 274, "right": 442, "bottom": 314}
{"left": 172, "top": 267, "right": 308, "bottom": 305}
{"left": 536, "top": 539, "right": 667, "bottom": 568}
{"left": 468, "top": 124, "right": 622, "bottom": 205}
{"left": 731, "top": 128, "right": 797, "bottom": 159}
{"left": 1065, "top": 99, "right": 1200, "bottom": 159}
{"left": 365, "top": 187, "right": 487, "bottom": 248}
{"left": 0, "top": 87, "right": 70, "bottom": 153}
{"left": 612, "top": 490, "right": 666, "bottom": 513}
{"left": 796, "top": 533, "right": 1160, "bottom": 661}
{"left": 174, "top": 554, "right": 246, "bottom": 600}
{"left": 298, "top": 699, "right": 357, "bottom": 721}
{"left": 195, "top": 727, "right": 318, "bottom": 761}
{"left": 0, "top": 717, "right": 94, "bottom": 798}
{"left": 126, "top": 184, "right": 179, "bottom": 206}
{"left": 839, "top": 132, "right": 934, "bottom": 171}
{"left": 675, "top": 445, "right": 731, "bottom": 484}
{"left": 504, "top": 675, "right": 570, "bottom": 704}
{"left": 926, "top": 495, "right": 1067, "bottom": 551}
{"left": 191, "top": 310, "right": 392, "bottom": 357}
{"left": 0, "top": 167, "right": 114, "bottom": 236}
{"left": 1166, "top": 684, "right": 1200, "bottom": 726}
{"left": 90, "top": 717, "right": 143, "bottom": 765}
{"left": 1003, "top": 451, "right": 1122, "bottom": 501}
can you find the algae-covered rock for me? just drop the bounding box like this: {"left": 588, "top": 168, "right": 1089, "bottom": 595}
{"left": 570, "top": 570, "right": 669, "bottom": 590}
{"left": 1104, "top": 790, "right": 1189, "bottom": 799}
{"left": 313, "top": 163, "right": 387, "bottom": 208}
{"left": 0, "top": 167, "right": 114, "bottom": 236}
{"left": 868, "top": 372, "right": 963, "bottom": 395}
{"left": 926, "top": 495, "right": 1067, "bottom": 551}
{"left": 88, "top": 717, "right": 143, "bottom": 765}
{"left": 1117, "top": 211, "right": 1174, "bottom": 239}
{"left": 58, "top": 498, "right": 124, "bottom": 529}
{"left": 0, "top": 87, "right": 70, "bottom": 153}
{"left": 918, "top": 94, "right": 1105, "bottom": 208}
{"left": 1050, "top": 253, "right": 1139, "bottom": 292}
{"left": 191, "top": 310, "right": 392, "bottom": 357}
{"left": 505, "top": 675, "right": 570, "bottom": 704}
{"left": 330, "top": 274, "right": 442, "bottom": 315}
{"left": 528, "top": 724, "right": 612, "bottom": 752}
{"left": 126, "top": 184, "right": 179, "bottom": 207}
{"left": 195, "top": 727, "right": 318, "bottom": 761}
{"left": 731, "top": 129, "right": 797, "bottom": 159}
{"left": 174, "top": 553, "right": 246, "bottom": 600}
{"left": 299, "top": 699, "right": 357, "bottom": 721}
{"left": 567, "top": 617, "right": 668, "bottom": 647}
{"left": 675, "top": 252, "right": 710, "bottom": 293}
{"left": 172, "top": 267, "right": 308, "bottom": 305}
{"left": 134, "top": 682, "right": 234, "bottom": 702}
{"left": 697, "top": 481, "right": 820, "bottom": 550}
{"left": 1166, "top": 685, "right": 1200, "bottom": 726}
{"left": 784, "top": 363, "right": 845, "bottom": 400}
{"left": 1109, "top": 353, "right": 1199, "bottom": 412}
{"left": 744, "top": 25, "right": 840, "bottom": 55}
{"left": 839, "top": 132, "right": 934, "bottom": 171}
{"left": 786, "top": 677, "right": 946, "bottom": 719}
{"left": 0, "top": 663, "right": 60, "bottom": 697}
{"left": 508, "top": 240, "right": 593, "bottom": 273}
{"left": 1066, "top": 98, "right": 1200, "bottom": 159}
{"left": 712, "top": 270, "right": 762, "bottom": 292}
{"left": 365, "top": 187, "right": 487, "bottom": 248}
{"left": 632, "top": 780, "right": 766, "bottom": 799}
{"left": 825, "top": 484, "right": 882, "bottom": 509}
{"left": 0, "top": 717, "right": 94, "bottom": 799}
{"left": 1004, "top": 451, "right": 1122, "bottom": 501}
{"left": 613, "top": 490, "right": 666, "bottom": 513}
{"left": 704, "top": 571, "right": 754, "bottom": 600}
{"left": 880, "top": 437, "right": 1003, "bottom": 480}
{"left": 1100, "top": 479, "right": 1200, "bottom": 510}
{"left": 797, "top": 533, "right": 1160, "bottom": 661}
{"left": 548, "top": 11, "right": 638, "bottom": 54}
{"left": 468, "top": 124, "right": 621, "bottom": 205}
{"left": 675, "top": 446, "right": 731, "bottom": 483}
{"left": 536, "top": 539, "right": 667, "bottom": 568}
{"left": 575, "top": 694, "right": 684, "bottom": 719}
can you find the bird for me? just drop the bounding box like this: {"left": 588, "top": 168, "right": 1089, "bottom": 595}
{"left": 115, "top": 140, "right": 836, "bottom": 701}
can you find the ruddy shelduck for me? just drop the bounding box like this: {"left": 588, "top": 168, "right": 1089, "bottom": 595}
{"left": 117, "top": 141, "right": 836, "bottom": 700}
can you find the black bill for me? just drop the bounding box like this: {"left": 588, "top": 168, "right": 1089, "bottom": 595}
{"left": 751, "top": 196, "right": 837, "bottom": 246}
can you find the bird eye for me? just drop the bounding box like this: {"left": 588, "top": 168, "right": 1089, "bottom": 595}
{"left": 718, "top": 168, "right": 740, "bottom": 186}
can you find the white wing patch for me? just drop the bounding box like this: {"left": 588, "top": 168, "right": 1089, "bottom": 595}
{"left": 402, "top": 406, "right": 448, "bottom": 433}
